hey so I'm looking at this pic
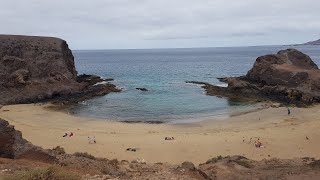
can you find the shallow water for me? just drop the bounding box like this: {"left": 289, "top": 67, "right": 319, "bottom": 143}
{"left": 73, "top": 45, "right": 320, "bottom": 123}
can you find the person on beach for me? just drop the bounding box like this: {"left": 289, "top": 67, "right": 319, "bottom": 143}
{"left": 62, "top": 133, "right": 68, "bottom": 137}
{"left": 88, "top": 136, "right": 96, "bottom": 144}
{"left": 288, "top": 107, "right": 291, "bottom": 115}
{"left": 69, "top": 132, "right": 74, "bottom": 137}
{"left": 255, "top": 138, "right": 262, "bottom": 148}
{"left": 165, "top": 137, "right": 175, "bottom": 140}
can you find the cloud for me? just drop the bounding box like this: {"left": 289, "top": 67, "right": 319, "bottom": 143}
{"left": 0, "top": 0, "right": 320, "bottom": 49}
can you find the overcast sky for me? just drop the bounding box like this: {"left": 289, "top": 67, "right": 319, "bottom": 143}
{"left": 1, "top": 0, "right": 320, "bottom": 49}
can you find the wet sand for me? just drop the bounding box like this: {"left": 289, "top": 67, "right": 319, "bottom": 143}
{"left": 0, "top": 103, "right": 319, "bottom": 164}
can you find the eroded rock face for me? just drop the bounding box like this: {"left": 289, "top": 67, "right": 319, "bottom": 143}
{"left": 0, "top": 35, "right": 120, "bottom": 104}
{"left": 197, "top": 155, "right": 320, "bottom": 180}
{"left": 246, "top": 49, "right": 319, "bottom": 87}
{"left": 0, "top": 118, "right": 56, "bottom": 162}
{"left": 188, "top": 49, "right": 320, "bottom": 105}
{"left": 0, "top": 35, "right": 77, "bottom": 83}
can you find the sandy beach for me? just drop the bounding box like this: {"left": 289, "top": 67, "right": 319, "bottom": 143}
{"left": 0, "top": 103, "right": 319, "bottom": 165}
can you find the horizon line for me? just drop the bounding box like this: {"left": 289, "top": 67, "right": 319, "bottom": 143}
{"left": 72, "top": 43, "right": 298, "bottom": 51}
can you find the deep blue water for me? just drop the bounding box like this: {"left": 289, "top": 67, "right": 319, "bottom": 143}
{"left": 73, "top": 45, "right": 320, "bottom": 123}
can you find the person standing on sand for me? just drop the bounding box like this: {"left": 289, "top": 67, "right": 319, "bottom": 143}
{"left": 288, "top": 107, "right": 291, "bottom": 115}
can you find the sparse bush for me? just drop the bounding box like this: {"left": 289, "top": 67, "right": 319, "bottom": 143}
{"left": 73, "top": 152, "right": 96, "bottom": 160}
{"left": 52, "top": 146, "right": 66, "bottom": 154}
{"left": 109, "top": 159, "right": 119, "bottom": 167}
{"left": 309, "top": 160, "right": 320, "bottom": 168}
{"left": 101, "top": 167, "right": 126, "bottom": 177}
{"left": 205, "top": 155, "right": 224, "bottom": 164}
{"left": 4, "top": 166, "right": 80, "bottom": 180}
{"left": 234, "top": 159, "right": 254, "bottom": 168}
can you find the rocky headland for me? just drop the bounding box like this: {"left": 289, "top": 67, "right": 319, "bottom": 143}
{"left": 0, "top": 35, "right": 120, "bottom": 105}
{"left": 302, "top": 39, "right": 320, "bottom": 46}
{"left": 187, "top": 49, "right": 320, "bottom": 106}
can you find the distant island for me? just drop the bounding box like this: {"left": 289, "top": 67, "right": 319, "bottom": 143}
{"left": 300, "top": 38, "right": 320, "bottom": 45}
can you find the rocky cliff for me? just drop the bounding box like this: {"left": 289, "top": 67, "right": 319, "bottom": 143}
{"left": 0, "top": 118, "right": 57, "bottom": 163}
{"left": 0, "top": 35, "right": 120, "bottom": 105}
{"left": 188, "top": 49, "right": 320, "bottom": 105}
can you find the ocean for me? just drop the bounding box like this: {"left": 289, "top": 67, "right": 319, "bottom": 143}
{"left": 73, "top": 45, "right": 320, "bottom": 123}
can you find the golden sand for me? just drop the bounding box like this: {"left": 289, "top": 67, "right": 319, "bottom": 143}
{"left": 1, "top": 103, "right": 319, "bottom": 164}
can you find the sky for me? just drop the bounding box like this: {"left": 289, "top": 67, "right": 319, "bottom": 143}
{"left": 1, "top": 0, "right": 320, "bottom": 49}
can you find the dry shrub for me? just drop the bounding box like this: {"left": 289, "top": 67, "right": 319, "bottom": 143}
{"left": 4, "top": 166, "right": 80, "bottom": 180}
{"left": 205, "top": 155, "right": 224, "bottom": 164}
{"left": 52, "top": 146, "right": 66, "bottom": 155}
{"left": 73, "top": 152, "right": 96, "bottom": 160}
{"left": 233, "top": 159, "right": 254, "bottom": 168}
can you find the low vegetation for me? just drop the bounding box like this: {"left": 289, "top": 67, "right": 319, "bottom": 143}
{"left": 73, "top": 152, "right": 96, "bottom": 160}
{"left": 52, "top": 146, "right": 66, "bottom": 155}
{"left": 205, "top": 155, "right": 224, "bottom": 164}
{"left": 4, "top": 166, "right": 80, "bottom": 180}
{"left": 233, "top": 159, "right": 254, "bottom": 168}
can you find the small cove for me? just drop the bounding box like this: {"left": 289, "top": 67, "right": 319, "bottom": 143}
{"left": 72, "top": 45, "right": 320, "bottom": 123}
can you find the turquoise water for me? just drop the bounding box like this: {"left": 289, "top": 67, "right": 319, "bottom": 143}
{"left": 73, "top": 46, "right": 320, "bottom": 123}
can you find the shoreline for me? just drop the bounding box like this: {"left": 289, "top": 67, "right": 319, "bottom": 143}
{"left": 47, "top": 101, "right": 267, "bottom": 125}
{"left": 1, "top": 103, "right": 320, "bottom": 165}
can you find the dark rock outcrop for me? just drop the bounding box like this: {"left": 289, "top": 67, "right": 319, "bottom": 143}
{"left": 77, "top": 74, "right": 104, "bottom": 85}
{"left": 188, "top": 49, "right": 320, "bottom": 105}
{"left": 136, "top": 88, "right": 148, "bottom": 91}
{"left": 0, "top": 35, "right": 120, "bottom": 105}
{"left": 0, "top": 118, "right": 57, "bottom": 162}
{"left": 181, "top": 161, "right": 196, "bottom": 171}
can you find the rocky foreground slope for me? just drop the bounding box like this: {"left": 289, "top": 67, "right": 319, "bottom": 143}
{"left": 0, "top": 117, "right": 320, "bottom": 179}
{"left": 188, "top": 49, "right": 320, "bottom": 105}
{"left": 0, "top": 35, "right": 120, "bottom": 105}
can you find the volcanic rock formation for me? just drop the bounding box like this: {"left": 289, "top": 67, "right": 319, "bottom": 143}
{"left": 0, "top": 118, "right": 57, "bottom": 163}
{"left": 187, "top": 49, "right": 320, "bottom": 105}
{"left": 0, "top": 35, "right": 120, "bottom": 105}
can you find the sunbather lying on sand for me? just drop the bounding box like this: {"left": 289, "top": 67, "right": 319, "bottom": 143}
{"left": 88, "top": 136, "right": 96, "bottom": 144}
{"left": 69, "top": 132, "right": 74, "bottom": 137}
{"left": 165, "top": 137, "right": 175, "bottom": 140}
{"left": 126, "top": 148, "right": 137, "bottom": 152}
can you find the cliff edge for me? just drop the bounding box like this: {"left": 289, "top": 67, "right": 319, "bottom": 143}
{"left": 0, "top": 35, "right": 119, "bottom": 105}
